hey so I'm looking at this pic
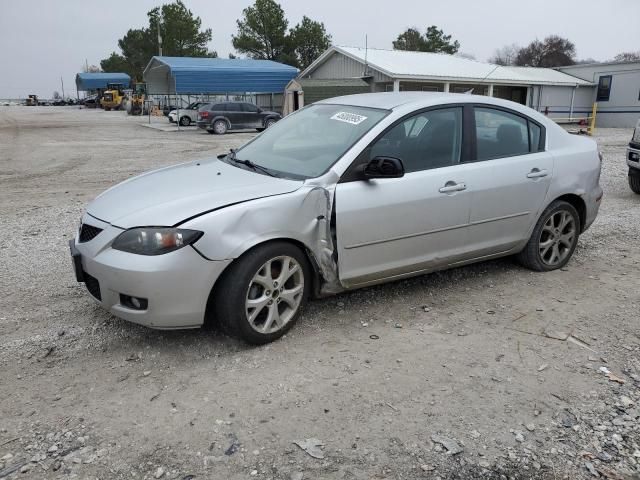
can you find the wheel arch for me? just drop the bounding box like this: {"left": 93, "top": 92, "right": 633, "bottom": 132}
{"left": 203, "top": 237, "right": 324, "bottom": 328}
{"left": 550, "top": 193, "right": 586, "bottom": 232}
{"left": 211, "top": 115, "right": 231, "bottom": 129}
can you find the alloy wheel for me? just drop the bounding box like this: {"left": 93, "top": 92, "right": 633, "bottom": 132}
{"left": 245, "top": 256, "right": 304, "bottom": 334}
{"left": 538, "top": 210, "right": 576, "bottom": 266}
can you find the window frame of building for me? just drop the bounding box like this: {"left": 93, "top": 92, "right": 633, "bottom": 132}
{"left": 596, "top": 75, "right": 612, "bottom": 102}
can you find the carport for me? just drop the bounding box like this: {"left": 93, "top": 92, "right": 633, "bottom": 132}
{"left": 143, "top": 56, "right": 298, "bottom": 113}
{"left": 75, "top": 72, "right": 131, "bottom": 95}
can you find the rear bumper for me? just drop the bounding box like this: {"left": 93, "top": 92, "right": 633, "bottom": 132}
{"left": 71, "top": 218, "right": 231, "bottom": 329}
{"left": 196, "top": 121, "right": 210, "bottom": 130}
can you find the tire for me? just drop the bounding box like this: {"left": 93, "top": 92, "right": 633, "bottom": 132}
{"left": 214, "top": 242, "right": 311, "bottom": 345}
{"left": 104, "top": 107, "right": 111, "bottom": 111}
{"left": 179, "top": 116, "right": 191, "bottom": 127}
{"left": 265, "top": 118, "right": 276, "bottom": 129}
{"left": 256, "top": 128, "right": 265, "bottom": 132}
{"left": 212, "top": 119, "right": 228, "bottom": 135}
{"left": 517, "top": 200, "right": 581, "bottom": 272}
{"left": 629, "top": 174, "right": 640, "bottom": 194}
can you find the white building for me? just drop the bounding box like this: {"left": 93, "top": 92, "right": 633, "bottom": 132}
{"left": 298, "top": 46, "right": 614, "bottom": 126}
{"left": 558, "top": 61, "right": 640, "bottom": 128}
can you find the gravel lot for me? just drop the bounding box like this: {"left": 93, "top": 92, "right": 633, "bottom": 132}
{"left": 0, "top": 106, "right": 638, "bottom": 480}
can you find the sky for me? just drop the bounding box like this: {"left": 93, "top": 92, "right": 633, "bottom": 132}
{"left": 1, "top": 0, "right": 639, "bottom": 98}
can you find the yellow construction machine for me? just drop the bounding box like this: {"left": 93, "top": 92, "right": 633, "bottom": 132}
{"left": 126, "top": 83, "right": 147, "bottom": 115}
{"left": 100, "top": 83, "right": 126, "bottom": 111}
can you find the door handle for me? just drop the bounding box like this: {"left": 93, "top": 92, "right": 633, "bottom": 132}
{"left": 527, "top": 168, "right": 548, "bottom": 179}
{"left": 439, "top": 181, "right": 467, "bottom": 193}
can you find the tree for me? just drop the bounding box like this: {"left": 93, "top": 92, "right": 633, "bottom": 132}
{"left": 289, "top": 16, "right": 331, "bottom": 69}
{"left": 52, "top": 91, "right": 61, "bottom": 100}
{"left": 392, "top": 28, "right": 426, "bottom": 51}
{"left": 232, "top": 0, "right": 289, "bottom": 61}
{"left": 100, "top": 52, "right": 131, "bottom": 75}
{"left": 489, "top": 44, "right": 520, "bottom": 66}
{"left": 100, "top": 1, "right": 215, "bottom": 81}
{"left": 515, "top": 35, "right": 575, "bottom": 67}
{"left": 613, "top": 51, "right": 640, "bottom": 62}
{"left": 393, "top": 26, "right": 459, "bottom": 54}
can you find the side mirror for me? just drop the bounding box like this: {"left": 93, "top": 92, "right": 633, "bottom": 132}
{"left": 363, "top": 156, "right": 405, "bottom": 179}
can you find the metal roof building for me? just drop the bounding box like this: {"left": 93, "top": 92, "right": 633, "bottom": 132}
{"left": 299, "top": 46, "right": 597, "bottom": 121}
{"left": 75, "top": 72, "right": 131, "bottom": 91}
{"left": 143, "top": 56, "right": 298, "bottom": 95}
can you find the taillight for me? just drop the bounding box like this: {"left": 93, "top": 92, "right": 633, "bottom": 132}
{"left": 199, "top": 111, "right": 209, "bottom": 119}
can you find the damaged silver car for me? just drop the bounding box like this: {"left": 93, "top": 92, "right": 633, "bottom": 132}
{"left": 70, "top": 92, "right": 602, "bottom": 344}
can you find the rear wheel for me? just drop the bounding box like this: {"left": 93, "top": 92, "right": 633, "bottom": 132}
{"left": 517, "top": 200, "right": 580, "bottom": 272}
{"left": 179, "top": 116, "right": 191, "bottom": 126}
{"left": 214, "top": 242, "right": 310, "bottom": 344}
{"left": 212, "top": 119, "right": 228, "bottom": 135}
{"left": 629, "top": 174, "right": 640, "bottom": 194}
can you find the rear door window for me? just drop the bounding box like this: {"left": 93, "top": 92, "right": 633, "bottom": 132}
{"left": 474, "top": 108, "right": 530, "bottom": 160}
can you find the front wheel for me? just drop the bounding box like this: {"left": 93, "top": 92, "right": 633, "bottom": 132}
{"left": 214, "top": 242, "right": 310, "bottom": 344}
{"left": 629, "top": 174, "right": 640, "bottom": 194}
{"left": 265, "top": 118, "right": 276, "bottom": 129}
{"left": 517, "top": 200, "right": 580, "bottom": 272}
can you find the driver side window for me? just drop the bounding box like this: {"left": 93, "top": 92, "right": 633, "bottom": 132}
{"left": 369, "top": 107, "right": 462, "bottom": 173}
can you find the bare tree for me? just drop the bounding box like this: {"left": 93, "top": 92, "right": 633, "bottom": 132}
{"left": 52, "top": 91, "right": 61, "bottom": 100}
{"left": 489, "top": 44, "right": 519, "bottom": 66}
{"left": 82, "top": 64, "right": 101, "bottom": 73}
{"left": 613, "top": 51, "right": 640, "bottom": 62}
{"left": 515, "top": 36, "right": 576, "bottom": 67}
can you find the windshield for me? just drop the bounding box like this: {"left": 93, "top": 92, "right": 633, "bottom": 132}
{"left": 235, "top": 104, "right": 389, "bottom": 178}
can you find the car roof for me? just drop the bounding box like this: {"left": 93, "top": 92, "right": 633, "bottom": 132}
{"left": 318, "top": 91, "right": 521, "bottom": 111}
{"left": 316, "top": 91, "right": 556, "bottom": 126}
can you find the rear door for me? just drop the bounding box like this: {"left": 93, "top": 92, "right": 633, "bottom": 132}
{"left": 464, "top": 106, "right": 553, "bottom": 256}
{"left": 335, "top": 106, "right": 473, "bottom": 286}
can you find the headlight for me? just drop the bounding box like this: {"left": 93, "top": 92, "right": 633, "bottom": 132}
{"left": 112, "top": 228, "right": 203, "bottom": 256}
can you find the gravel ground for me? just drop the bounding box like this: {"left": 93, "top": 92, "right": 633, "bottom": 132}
{"left": 0, "top": 106, "right": 638, "bottom": 480}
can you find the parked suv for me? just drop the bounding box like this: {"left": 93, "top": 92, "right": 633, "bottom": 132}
{"left": 627, "top": 119, "right": 640, "bottom": 194}
{"left": 196, "top": 101, "right": 280, "bottom": 134}
{"left": 168, "top": 101, "right": 208, "bottom": 126}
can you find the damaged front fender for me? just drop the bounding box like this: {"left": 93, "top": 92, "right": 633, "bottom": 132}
{"left": 182, "top": 184, "right": 343, "bottom": 296}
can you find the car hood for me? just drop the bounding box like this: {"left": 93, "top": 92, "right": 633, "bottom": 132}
{"left": 86, "top": 158, "right": 303, "bottom": 228}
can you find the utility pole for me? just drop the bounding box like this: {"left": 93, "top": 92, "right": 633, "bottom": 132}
{"left": 157, "top": 12, "right": 163, "bottom": 56}
{"left": 61, "top": 77, "right": 65, "bottom": 99}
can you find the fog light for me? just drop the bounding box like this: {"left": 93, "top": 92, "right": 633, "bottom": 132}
{"left": 120, "top": 294, "right": 148, "bottom": 311}
{"left": 629, "top": 152, "right": 639, "bottom": 162}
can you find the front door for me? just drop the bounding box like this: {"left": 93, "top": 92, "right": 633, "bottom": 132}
{"left": 335, "top": 107, "right": 472, "bottom": 286}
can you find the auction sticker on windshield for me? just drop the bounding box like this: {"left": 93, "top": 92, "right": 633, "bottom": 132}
{"left": 330, "top": 112, "right": 368, "bottom": 125}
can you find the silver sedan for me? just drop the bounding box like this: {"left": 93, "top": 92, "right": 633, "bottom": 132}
{"left": 70, "top": 92, "right": 603, "bottom": 344}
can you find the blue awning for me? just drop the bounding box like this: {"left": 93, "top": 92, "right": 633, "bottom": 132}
{"left": 144, "top": 56, "right": 298, "bottom": 94}
{"left": 75, "top": 73, "right": 131, "bottom": 91}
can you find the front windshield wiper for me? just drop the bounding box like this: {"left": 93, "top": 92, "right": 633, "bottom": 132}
{"left": 226, "top": 149, "right": 277, "bottom": 177}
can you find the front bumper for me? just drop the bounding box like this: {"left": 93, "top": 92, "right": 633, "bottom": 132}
{"left": 70, "top": 216, "right": 231, "bottom": 329}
